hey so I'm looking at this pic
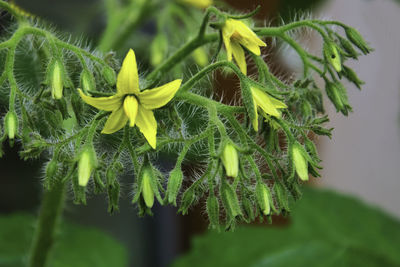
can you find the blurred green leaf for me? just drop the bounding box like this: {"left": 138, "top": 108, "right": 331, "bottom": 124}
{"left": 173, "top": 188, "right": 400, "bottom": 267}
{"left": 0, "top": 213, "right": 128, "bottom": 267}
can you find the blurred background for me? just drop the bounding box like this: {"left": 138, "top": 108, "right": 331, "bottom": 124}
{"left": 0, "top": 0, "right": 399, "bottom": 266}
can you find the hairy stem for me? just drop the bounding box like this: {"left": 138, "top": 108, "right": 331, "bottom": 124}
{"left": 29, "top": 180, "right": 66, "bottom": 267}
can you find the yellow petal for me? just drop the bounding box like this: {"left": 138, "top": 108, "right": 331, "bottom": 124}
{"left": 222, "top": 21, "right": 235, "bottom": 61}
{"left": 123, "top": 96, "right": 139, "bottom": 127}
{"left": 269, "top": 96, "right": 288, "bottom": 109}
{"left": 101, "top": 106, "right": 128, "bottom": 134}
{"left": 139, "top": 79, "right": 182, "bottom": 110}
{"left": 243, "top": 41, "right": 262, "bottom": 56}
{"left": 136, "top": 106, "right": 157, "bottom": 149}
{"left": 231, "top": 42, "right": 247, "bottom": 75}
{"left": 117, "top": 49, "right": 140, "bottom": 95}
{"left": 78, "top": 89, "right": 122, "bottom": 111}
{"left": 251, "top": 87, "right": 281, "bottom": 117}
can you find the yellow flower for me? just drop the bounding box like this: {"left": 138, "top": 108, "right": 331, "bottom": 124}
{"left": 79, "top": 49, "right": 182, "bottom": 149}
{"left": 179, "top": 0, "right": 213, "bottom": 9}
{"left": 251, "top": 87, "right": 287, "bottom": 131}
{"left": 222, "top": 19, "right": 266, "bottom": 75}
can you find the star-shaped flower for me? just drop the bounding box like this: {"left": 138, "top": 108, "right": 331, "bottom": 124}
{"left": 222, "top": 18, "right": 266, "bottom": 75}
{"left": 79, "top": 49, "right": 182, "bottom": 149}
{"left": 251, "top": 86, "right": 287, "bottom": 131}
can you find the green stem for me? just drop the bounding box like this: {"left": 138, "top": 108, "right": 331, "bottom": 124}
{"left": 29, "top": 181, "right": 66, "bottom": 267}
{"left": 146, "top": 33, "right": 219, "bottom": 85}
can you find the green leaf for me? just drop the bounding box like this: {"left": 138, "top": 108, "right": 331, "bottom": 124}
{"left": 173, "top": 188, "right": 400, "bottom": 267}
{"left": 0, "top": 213, "right": 128, "bottom": 267}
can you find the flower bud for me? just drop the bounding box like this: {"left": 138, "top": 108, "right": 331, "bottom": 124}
{"left": 206, "top": 193, "right": 220, "bottom": 229}
{"left": 326, "top": 82, "right": 351, "bottom": 116}
{"left": 102, "top": 65, "right": 116, "bottom": 86}
{"left": 273, "top": 182, "right": 290, "bottom": 212}
{"left": 141, "top": 168, "right": 155, "bottom": 208}
{"left": 323, "top": 42, "right": 342, "bottom": 72}
{"left": 291, "top": 142, "right": 309, "bottom": 181}
{"left": 345, "top": 27, "right": 372, "bottom": 55}
{"left": 77, "top": 145, "right": 97, "bottom": 186}
{"left": 4, "top": 111, "right": 18, "bottom": 141}
{"left": 166, "top": 167, "right": 184, "bottom": 206}
{"left": 256, "top": 183, "right": 271, "bottom": 215}
{"left": 178, "top": 188, "right": 195, "bottom": 215}
{"left": 342, "top": 65, "right": 364, "bottom": 90}
{"left": 51, "top": 60, "right": 64, "bottom": 99}
{"left": 193, "top": 47, "right": 208, "bottom": 67}
{"left": 220, "top": 142, "right": 239, "bottom": 178}
{"left": 150, "top": 34, "right": 168, "bottom": 67}
{"left": 221, "top": 182, "right": 242, "bottom": 219}
{"left": 338, "top": 35, "right": 359, "bottom": 59}
{"left": 80, "top": 70, "right": 95, "bottom": 93}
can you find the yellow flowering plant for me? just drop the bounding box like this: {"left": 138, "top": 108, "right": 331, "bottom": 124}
{"left": 0, "top": 0, "right": 372, "bottom": 264}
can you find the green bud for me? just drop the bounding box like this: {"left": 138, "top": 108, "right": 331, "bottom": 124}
{"left": 51, "top": 60, "right": 64, "bottom": 99}
{"left": 80, "top": 70, "right": 96, "bottom": 93}
{"left": 256, "top": 183, "right": 271, "bottom": 215}
{"left": 220, "top": 142, "right": 239, "bottom": 178}
{"left": 4, "top": 110, "right": 18, "bottom": 141}
{"left": 221, "top": 182, "right": 242, "bottom": 219}
{"left": 345, "top": 27, "right": 372, "bottom": 55}
{"left": 193, "top": 47, "right": 208, "bottom": 67}
{"left": 301, "top": 100, "right": 313, "bottom": 118}
{"left": 150, "top": 34, "right": 168, "bottom": 67}
{"left": 291, "top": 142, "right": 309, "bottom": 181}
{"left": 241, "top": 197, "right": 255, "bottom": 222}
{"left": 337, "top": 35, "right": 359, "bottom": 59}
{"left": 178, "top": 188, "right": 196, "bottom": 215}
{"left": 166, "top": 167, "right": 184, "bottom": 206}
{"left": 77, "top": 145, "right": 97, "bottom": 186}
{"left": 273, "top": 182, "right": 290, "bottom": 212}
{"left": 206, "top": 193, "right": 220, "bottom": 229}
{"left": 102, "top": 65, "right": 116, "bottom": 86}
{"left": 342, "top": 65, "right": 364, "bottom": 90}
{"left": 141, "top": 168, "right": 155, "bottom": 208}
{"left": 326, "top": 82, "right": 344, "bottom": 112}
{"left": 323, "top": 41, "right": 342, "bottom": 72}
{"left": 107, "top": 180, "right": 120, "bottom": 213}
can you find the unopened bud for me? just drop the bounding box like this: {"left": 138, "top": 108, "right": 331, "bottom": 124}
{"left": 342, "top": 65, "right": 364, "bottom": 90}
{"left": 78, "top": 145, "right": 97, "bottom": 186}
{"left": 4, "top": 111, "right": 18, "bottom": 141}
{"left": 291, "top": 142, "right": 309, "bottom": 181}
{"left": 326, "top": 82, "right": 351, "bottom": 115}
{"left": 141, "top": 168, "right": 155, "bottom": 208}
{"left": 166, "top": 167, "right": 184, "bottom": 206}
{"left": 178, "top": 188, "right": 195, "bottom": 215}
{"left": 324, "top": 42, "right": 342, "bottom": 72}
{"left": 206, "top": 193, "right": 220, "bottom": 229}
{"left": 80, "top": 70, "right": 95, "bottom": 93}
{"left": 220, "top": 142, "right": 239, "bottom": 178}
{"left": 345, "top": 27, "right": 372, "bottom": 55}
{"left": 193, "top": 47, "right": 208, "bottom": 67}
{"left": 102, "top": 65, "right": 116, "bottom": 86}
{"left": 51, "top": 60, "right": 64, "bottom": 99}
{"left": 221, "top": 182, "right": 242, "bottom": 218}
{"left": 338, "top": 35, "right": 359, "bottom": 59}
{"left": 256, "top": 183, "right": 271, "bottom": 215}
